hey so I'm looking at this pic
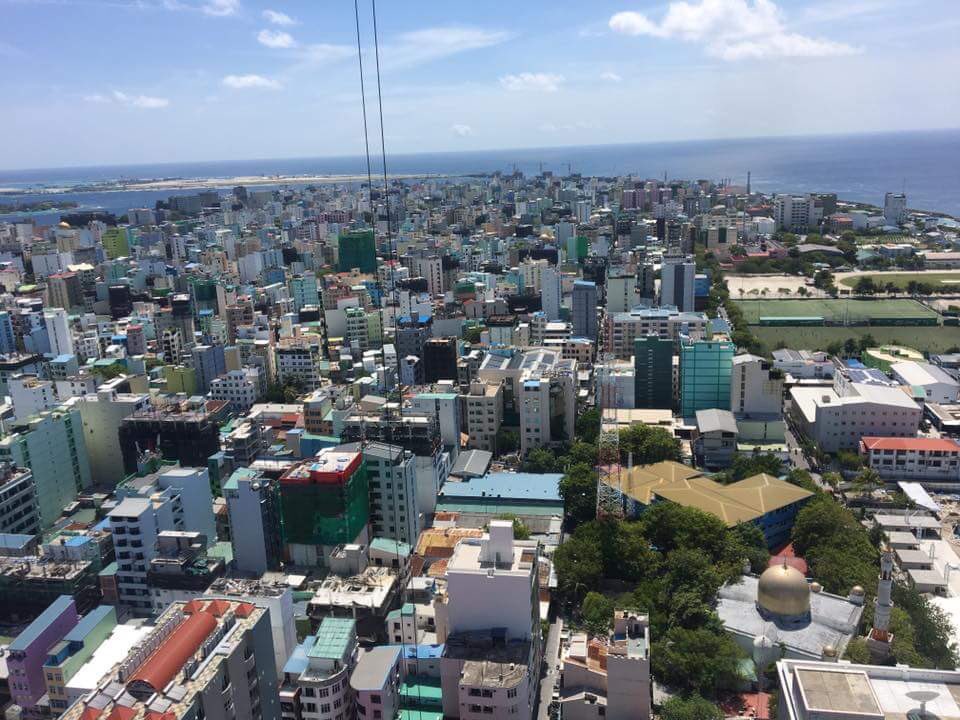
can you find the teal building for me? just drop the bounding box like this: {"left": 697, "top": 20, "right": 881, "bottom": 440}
{"left": 338, "top": 230, "right": 377, "bottom": 273}
{"left": 679, "top": 338, "right": 735, "bottom": 418}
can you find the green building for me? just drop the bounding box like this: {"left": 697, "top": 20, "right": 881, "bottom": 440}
{"left": 634, "top": 336, "right": 674, "bottom": 409}
{"left": 289, "top": 273, "right": 320, "bottom": 312}
{"left": 43, "top": 606, "right": 117, "bottom": 713}
{"left": 163, "top": 365, "right": 198, "bottom": 395}
{"left": 679, "top": 338, "right": 735, "bottom": 418}
{"left": 338, "top": 229, "right": 377, "bottom": 273}
{"left": 101, "top": 227, "right": 129, "bottom": 259}
{"left": 280, "top": 449, "right": 369, "bottom": 566}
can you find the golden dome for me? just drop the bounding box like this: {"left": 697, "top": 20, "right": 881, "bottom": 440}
{"left": 758, "top": 563, "right": 810, "bottom": 617}
{"left": 58, "top": 221, "right": 71, "bottom": 229}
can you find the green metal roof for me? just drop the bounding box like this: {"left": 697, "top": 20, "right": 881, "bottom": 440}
{"left": 308, "top": 617, "right": 356, "bottom": 660}
{"left": 435, "top": 501, "right": 563, "bottom": 517}
{"left": 400, "top": 679, "right": 443, "bottom": 704}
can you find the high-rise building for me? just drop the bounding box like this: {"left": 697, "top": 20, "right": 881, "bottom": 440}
{"left": 61, "top": 598, "right": 281, "bottom": 720}
{"left": 281, "top": 617, "right": 358, "bottom": 720}
{"left": 606, "top": 269, "right": 637, "bottom": 314}
{"left": 0, "top": 310, "right": 17, "bottom": 354}
{"left": 124, "top": 323, "right": 146, "bottom": 355}
{"left": 541, "top": 265, "right": 562, "bottom": 320}
{"left": 660, "top": 252, "right": 696, "bottom": 312}
{"left": 8, "top": 595, "right": 80, "bottom": 714}
{"left": 289, "top": 272, "right": 320, "bottom": 312}
{"left": 0, "top": 405, "right": 91, "bottom": 528}
{"left": 436, "top": 521, "right": 542, "bottom": 720}
{"left": 884, "top": 192, "right": 907, "bottom": 226}
{"left": 634, "top": 336, "right": 674, "bottom": 409}
{"left": 730, "top": 354, "right": 784, "bottom": 417}
{"left": 118, "top": 401, "right": 226, "bottom": 476}
{"left": 572, "top": 280, "right": 598, "bottom": 341}
{"left": 280, "top": 448, "right": 369, "bottom": 567}
{"left": 44, "top": 307, "right": 74, "bottom": 357}
{"left": 362, "top": 442, "right": 420, "bottom": 545}
{"left": 338, "top": 229, "right": 377, "bottom": 273}
{"left": 101, "top": 227, "right": 130, "bottom": 259}
{"left": 191, "top": 343, "right": 227, "bottom": 393}
{"left": 423, "top": 336, "right": 458, "bottom": 383}
{"left": 679, "top": 338, "right": 735, "bottom": 418}
{"left": 0, "top": 464, "right": 40, "bottom": 536}
{"left": 774, "top": 195, "right": 815, "bottom": 232}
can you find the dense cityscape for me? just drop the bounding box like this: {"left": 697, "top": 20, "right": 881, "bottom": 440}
{"left": 0, "top": 169, "right": 955, "bottom": 720}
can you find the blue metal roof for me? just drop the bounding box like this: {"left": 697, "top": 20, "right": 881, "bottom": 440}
{"left": 398, "top": 643, "right": 445, "bottom": 660}
{"left": 10, "top": 596, "right": 75, "bottom": 652}
{"left": 0, "top": 533, "right": 33, "bottom": 551}
{"left": 63, "top": 606, "right": 114, "bottom": 644}
{"left": 283, "top": 635, "right": 314, "bottom": 676}
{"left": 438, "top": 472, "right": 562, "bottom": 502}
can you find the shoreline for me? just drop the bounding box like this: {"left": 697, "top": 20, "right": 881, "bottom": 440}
{"left": 0, "top": 172, "right": 450, "bottom": 196}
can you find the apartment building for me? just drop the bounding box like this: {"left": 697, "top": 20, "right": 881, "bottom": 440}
{"left": 462, "top": 381, "right": 504, "bottom": 453}
{"left": 281, "top": 617, "right": 358, "bottom": 720}
{"left": 605, "top": 307, "right": 708, "bottom": 359}
{"left": 860, "top": 436, "right": 960, "bottom": 486}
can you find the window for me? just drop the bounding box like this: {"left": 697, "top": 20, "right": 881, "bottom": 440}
{"left": 371, "top": 695, "right": 381, "bottom": 705}
{"left": 321, "top": 704, "right": 331, "bottom": 714}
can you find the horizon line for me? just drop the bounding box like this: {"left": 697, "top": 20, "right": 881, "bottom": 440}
{"left": 2, "top": 126, "right": 958, "bottom": 177}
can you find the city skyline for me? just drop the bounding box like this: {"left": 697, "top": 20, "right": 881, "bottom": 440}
{"left": 2, "top": 0, "right": 959, "bottom": 168}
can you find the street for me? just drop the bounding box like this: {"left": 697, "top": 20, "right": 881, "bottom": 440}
{"left": 536, "top": 618, "right": 563, "bottom": 720}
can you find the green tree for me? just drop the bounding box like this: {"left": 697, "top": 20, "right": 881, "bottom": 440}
{"left": 523, "top": 447, "right": 560, "bottom": 473}
{"left": 576, "top": 408, "right": 601, "bottom": 445}
{"left": 559, "top": 463, "right": 597, "bottom": 525}
{"left": 653, "top": 627, "right": 745, "bottom": 698}
{"left": 463, "top": 326, "right": 483, "bottom": 344}
{"left": 553, "top": 534, "right": 603, "bottom": 599}
{"left": 619, "top": 425, "right": 681, "bottom": 465}
{"left": 495, "top": 428, "right": 519, "bottom": 454}
{"left": 660, "top": 695, "right": 724, "bottom": 720}
{"left": 854, "top": 467, "right": 882, "bottom": 492}
{"left": 844, "top": 638, "right": 871, "bottom": 663}
{"left": 728, "top": 453, "right": 783, "bottom": 481}
{"left": 581, "top": 592, "right": 614, "bottom": 635}
{"left": 566, "top": 441, "right": 598, "bottom": 467}
{"left": 786, "top": 469, "right": 819, "bottom": 493}
{"left": 855, "top": 276, "right": 877, "bottom": 295}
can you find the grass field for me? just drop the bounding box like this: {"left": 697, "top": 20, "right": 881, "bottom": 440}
{"left": 752, "top": 325, "right": 960, "bottom": 353}
{"left": 733, "top": 298, "right": 938, "bottom": 323}
{"left": 837, "top": 272, "right": 960, "bottom": 289}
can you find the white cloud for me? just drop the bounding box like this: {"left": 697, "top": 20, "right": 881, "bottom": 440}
{"left": 384, "top": 27, "right": 512, "bottom": 69}
{"left": 201, "top": 0, "right": 238, "bottom": 16}
{"left": 262, "top": 9, "right": 296, "bottom": 26}
{"left": 600, "top": 71, "right": 622, "bottom": 82}
{"left": 451, "top": 124, "right": 473, "bottom": 137}
{"left": 257, "top": 28, "right": 296, "bottom": 48}
{"left": 608, "top": 0, "right": 860, "bottom": 60}
{"left": 86, "top": 90, "right": 171, "bottom": 108}
{"left": 499, "top": 72, "right": 564, "bottom": 93}
{"left": 222, "top": 74, "right": 282, "bottom": 89}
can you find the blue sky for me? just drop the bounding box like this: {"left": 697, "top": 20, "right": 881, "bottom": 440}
{"left": 1, "top": 0, "right": 959, "bottom": 169}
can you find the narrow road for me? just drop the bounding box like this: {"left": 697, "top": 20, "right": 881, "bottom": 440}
{"left": 536, "top": 618, "right": 563, "bottom": 720}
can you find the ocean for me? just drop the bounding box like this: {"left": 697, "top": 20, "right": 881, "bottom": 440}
{"left": 1, "top": 129, "right": 958, "bottom": 222}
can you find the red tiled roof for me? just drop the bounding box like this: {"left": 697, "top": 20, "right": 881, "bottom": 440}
{"left": 861, "top": 436, "right": 960, "bottom": 452}
{"left": 107, "top": 707, "right": 137, "bottom": 720}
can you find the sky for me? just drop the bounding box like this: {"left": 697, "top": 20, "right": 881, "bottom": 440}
{"left": 1, "top": 0, "right": 959, "bottom": 169}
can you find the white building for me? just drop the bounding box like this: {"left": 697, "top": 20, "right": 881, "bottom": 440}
{"left": 789, "top": 382, "right": 922, "bottom": 453}
{"left": 860, "top": 436, "right": 960, "bottom": 486}
{"left": 462, "top": 381, "right": 504, "bottom": 453}
{"left": 606, "top": 270, "right": 638, "bottom": 314}
{"left": 541, "top": 265, "right": 562, "bottom": 321}
{"left": 891, "top": 360, "right": 959, "bottom": 404}
{"left": 605, "top": 307, "right": 708, "bottom": 359}
{"left": 560, "top": 611, "right": 651, "bottom": 720}
{"left": 731, "top": 354, "right": 784, "bottom": 417}
{"left": 224, "top": 468, "right": 282, "bottom": 576}
{"left": 209, "top": 367, "right": 262, "bottom": 412}
{"left": 774, "top": 195, "right": 816, "bottom": 232}
{"left": 72, "top": 390, "right": 151, "bottom": 487}
{"left": 44, "top": 308, "right": 74, "bottom": 357}
{"left": 436, "top": 521, "right": 542, "bottom": 720}
{"left": 884, "top": 192, "right": 907, "bottom": 226}
{"left": 772, "top": 349, "right": 835, "bottom": 380}
{"left": 8, "top": 374, "right": 57, "bottom": 419}
{"left": 281, "top": 617, "right": 358, "bottom": 720}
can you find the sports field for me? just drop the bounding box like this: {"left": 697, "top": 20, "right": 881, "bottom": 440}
{"left": 733, "top": 298, "right": 938, "bottom": 324}
{"left": 837, "top": 272, "right": 960, "bottom": 290}
{"left": 752, "top": 325, "right": 960, "bottom": 354}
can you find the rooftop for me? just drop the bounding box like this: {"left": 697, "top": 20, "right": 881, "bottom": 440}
{"left": 350, "top": 645, "right": 401, "bottom": 692}
{"left": 10, "top": 595, "right": 76, "bottom": 652}
{"left": 307, "top": 617, "right": 356, "bottom": 660}
{"left": 438, "top": 472, "right": 562, "bottom": 503}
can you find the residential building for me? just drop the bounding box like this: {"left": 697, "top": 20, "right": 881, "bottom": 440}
{"left": 280, "top": 449, "right": 370, "bottom": 567}
{"left": 541, "top": 265, "right": 562, "bottom": 320}
{"left": 884, "top": 191, "right": 907, "bottom": 226}
{"left": 350, "top": 646, "right": 403, "bottom": 720}
{"left": 605, "top": 307, "right": 708, "bottom": 359}
{"left": 363, "top": 442, "right": 420, "bottom": 546}
{"left": 694, "top": 408, "right": 739, "bottom": 469}
{"left": 462, "top": 381, "right": 504, "bottom": 453}
{"left": 209, "top": 367, "right": 262, "bottom": 412}
{"left": 436, "top": 521, "right": 541, "bottom": 720}
{"left": 679, "top": 338, "right": 735, "bottom": 418}
{"left": 660, "top": 252, "right": 695, "bottom": 312}
{"left": 61, "top": 598, "right": 281, "bottom": 720}
{"left": 634, "top": 336, "right": 674, "bottom": 409}
{"left": 731, "top": 353, "right": 784, "bottom": 417}
{"left": 771, "top": 349, "right": 834, "bottom": 380}
{"left": 44, "top": 307, "right": 74, "bottom": 357}
{"left": 0, "top": 464, "right": 40, "bottom": 536}
{"left": 606, "top": 269, "right": 637, "bottom": 314}
{"left": 280, "top": 617, "right": 358, "bottom": 720}
{"left": 859, "top": 436, "right": 960, "bottom": 486}
{"left": 276, "top": 338, "right": 324, "bottom": 390}
{"left": 572, "top": 280, "right": 598, "bottom": 341}
{"left": 73, "top": 389, "right": 151, "bottom": 488}
{"left": 560, "top": 610, "right": 651, "bottom": 720}
{"left": 224, "top": 467, "right": 284, "bottom": 575}
{"left": 345, "top": 305, "right": 382, "bottom": 353}
{"left": 339, "top": 229, "right": 377, "bottom": 273}
{"left": 7, "top": 595, "right": 79, "bottom": 716}
{"left": 423, "top": 337, "right": 458, "bottom": 383}
{"left": 0, "top": 405, "right": 91, "bottom": 529}
{"left": 774, "top": 194, "right": 816, "bottom": 231}
{"left": 192, "top": 343, "right": 227, "bottom": 393}
{"left": 8, "top": 374, "right": 57, "bottom": 419}
{"left": 42, "top": 605, "right": 116, "bottom": 715}
{"left": 118, "top": 400, "right": 227, "bottom": 475}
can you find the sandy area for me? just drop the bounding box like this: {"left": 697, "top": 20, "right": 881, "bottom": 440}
{"left": 725, "top": 274, "right": 824, "bottom": 297}
{"left": 834, "top": 269, "right": 960, "bottom": 285}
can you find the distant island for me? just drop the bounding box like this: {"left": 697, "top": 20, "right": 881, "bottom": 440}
{"left": 0, "top": 199, "right": 78, "bottom": 213}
